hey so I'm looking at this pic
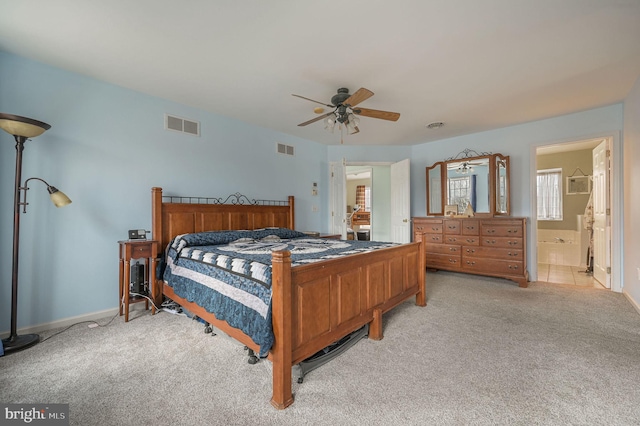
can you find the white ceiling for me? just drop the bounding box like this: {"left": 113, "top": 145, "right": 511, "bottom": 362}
{"left": 1, "top": 1, "right": 640, "bottom": 146}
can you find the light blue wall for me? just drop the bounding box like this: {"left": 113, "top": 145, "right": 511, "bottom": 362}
{"left": 0, "top": 52, "right": 327, "bottom": 332}
{"left": 410, "top": 104, "right": 624, "bottom": 280}
{"left": 0, "top": 50, "right": 628, "bottom": 332}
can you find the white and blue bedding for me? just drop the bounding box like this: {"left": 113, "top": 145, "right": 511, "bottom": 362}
{"left": 161, "top": 228, "right": 397, "bottom": 357}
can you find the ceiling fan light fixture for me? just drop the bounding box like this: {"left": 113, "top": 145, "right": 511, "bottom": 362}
{"left": 457, "top": 162, "right": 473, "bottom": 174}
{"left": 324, "top": 113, "right": 337, "bottom": 133}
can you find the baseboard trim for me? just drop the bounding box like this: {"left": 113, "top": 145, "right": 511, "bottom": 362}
{"left": 1, "top": 307, "right": 122, "bottom": 339}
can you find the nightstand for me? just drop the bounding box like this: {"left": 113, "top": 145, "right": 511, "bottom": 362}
{"left": 118, "top": 239, "right": 158, "bottom": 322}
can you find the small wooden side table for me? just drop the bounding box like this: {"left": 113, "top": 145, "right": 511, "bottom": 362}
{"left": 118, "top": 239, "right": 158, "bottom": 322}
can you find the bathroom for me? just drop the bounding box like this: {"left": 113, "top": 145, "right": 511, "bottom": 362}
{"left": 536, "top": 144, "right": 598, "bottom": 287}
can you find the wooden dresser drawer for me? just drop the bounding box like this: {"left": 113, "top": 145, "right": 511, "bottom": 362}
{"left": 481, "top": 224, "right": 523, "bottom": 237}
{"left": 461, "top": 258, "right": 524, "bottom": 275}
{"left": 459, "top": 236, "right": 481, "bottom": 246}
{"left": 463, "top": 246, "right": 523, "bottom": 261}
{"left": 427, "top": 252, "right": 461, "bottom": 269}
{"left": 423, "top": 233, "right": 444, "bottom": 243}
{"left": 461, "top": 220, "right": 480, "bottom": 235}
{"left": 426, "top": 243, "right": 460, "bottom": 255}
{"left": 443, "top": 220, "right": 461, "bottom": 234}
{"left": 481, "top": 237, "right": 523, "bottom": 249}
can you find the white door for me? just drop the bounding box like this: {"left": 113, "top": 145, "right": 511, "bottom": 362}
{"left": 390, "top": 159, "right": 411, "bottom": 243}
{"left": 330, "top": 160, "right": 347, "bottom": 238}
{"left": 592, "top": 140, "right": 610, "bottom": 288}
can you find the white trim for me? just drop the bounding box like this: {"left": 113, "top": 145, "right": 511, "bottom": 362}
{"left": 531, "top": 131, "right": 623, "bottom": 293}
{"left": 0, "top": 307, "right": 120, "bottom": 339}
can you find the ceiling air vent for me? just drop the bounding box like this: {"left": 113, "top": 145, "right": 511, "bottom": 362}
{"left": 277, "top": 143, "right": 294, "bottom": 156}
{"left": 165, "top": 114, "right": 200, "bottom": 136}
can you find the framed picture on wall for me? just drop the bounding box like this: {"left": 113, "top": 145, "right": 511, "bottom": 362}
{"left": 566, "top": 176, "right": 591, "bottom": 195}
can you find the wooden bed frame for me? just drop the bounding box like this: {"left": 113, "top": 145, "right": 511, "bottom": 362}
{"left": 151, "top": 187, "right": 426, "bottom": 409}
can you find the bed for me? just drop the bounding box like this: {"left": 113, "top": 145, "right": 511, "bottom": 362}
{"left": 150, "top": 187, "right": 426, "bottom": 409}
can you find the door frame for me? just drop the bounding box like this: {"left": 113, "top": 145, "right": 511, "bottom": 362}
{"left": 332, "top": 160, "right": 410, "bottom": 243}
{"left": 530, "top": 132, "right": 623, "bottom": 292}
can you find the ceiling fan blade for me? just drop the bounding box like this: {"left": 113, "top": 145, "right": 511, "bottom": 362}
{"left": 292, "top": 94, "right": 333, "bottom": 107}
{"left": 353, "top": 107, "right": 400, "bottom": 121}
{"left": 298, "top": 112, "right": 333, "bottom": 126}
{"left": 343, "top": 88, "right": 374, "bottom": 107}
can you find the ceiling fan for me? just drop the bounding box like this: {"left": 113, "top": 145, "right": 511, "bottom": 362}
{"left": 292, "top": 87, "right": 400, "bottom": 134}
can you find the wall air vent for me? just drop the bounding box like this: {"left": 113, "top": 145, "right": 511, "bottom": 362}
{"left": 276, "top": 142, "right": 294, "bottom": 156}
{"left": 165, "top": 114, "right": 200, "bottom": 136}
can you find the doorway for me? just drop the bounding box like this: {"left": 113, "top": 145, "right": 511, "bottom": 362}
{"left": 534, "top": 137, "right": 616, "bottom": 290}
{"left": 330, "top": 159, "right": 410, "bottom": 243}
{"left": 346, "top": 167, "right": 372, "bottom": 241}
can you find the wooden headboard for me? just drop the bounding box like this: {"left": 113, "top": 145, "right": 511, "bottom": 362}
{"left": 151, "top": 187, "right": 295, "bottom": 252}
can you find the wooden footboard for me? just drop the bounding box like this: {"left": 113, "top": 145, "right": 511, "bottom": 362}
{"left": 151, "top": 187, "right": 426, "bottom": 409}
{"left": 271, "top": 241, "right": 426, "bottom": 408}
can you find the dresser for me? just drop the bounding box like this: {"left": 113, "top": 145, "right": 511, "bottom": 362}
{"left": 412, "top": 217, "right": 529, "bottom": 287}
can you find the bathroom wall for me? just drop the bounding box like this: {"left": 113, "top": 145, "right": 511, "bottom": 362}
{"left": 537, "top": 148, "right": 592, "bottom": 231}
{"left": 536, "top": 148, "right": 593, "bottom": 267}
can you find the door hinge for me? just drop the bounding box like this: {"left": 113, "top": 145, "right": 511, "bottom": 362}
{"left": 607, "top": 267, "right": 611, "bottom": 274}
{"left": 606, "top": 208, "right": 610, "bottom": 215}
{"left": 606, "top": 150, "right": 611, "bottom": 157}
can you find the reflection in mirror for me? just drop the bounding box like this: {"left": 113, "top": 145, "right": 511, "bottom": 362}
{"left": 495, "top": 154, "right": 509, "bottom": 214}
{"left": 426, "top": 162, "right": 443, "bottom": 215}
{"left": 425, "top": 149, "right": 510, "bottom": 217}
{"left": 446, "top": 158, "right": 490, "bottom": 214}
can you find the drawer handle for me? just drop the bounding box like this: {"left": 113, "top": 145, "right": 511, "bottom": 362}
{"left": 465, "top": 226, "right": 475, "bottom": 230}
{"left": 448, "top": 225, "right": 455, "bottom": 229}
{"left": 508, "top": 252, "right": 518, "bottom": 257}
{"left": 432, "top": 227, "right": 439, "bottom": 231}
{"left": 431, "top": 237, "right": 440, "bottom": 241}
{"left": 509, "top": 241, "right": 518, "bottom": 246}
{"left": 449, "top": 247, "right": 457, "bottom": 252}
{"left": 487, "top": 229, "right": 496, "bottom": 234}
{"left": 416, "top": 226, "right": 423, "bottom": 230}
{"left": 486, "top": 240, "right": 496, "bottom": 244}
{"left": 466, "top": 261, "right": 476, "bottom": 265}
{"left": 466, "top": 239, "right": 476, "bottom": 243}
{"left": 138, "top": 247, "right": 145, "bottom": 251}
{"left": 466, "top": 249, "right": 475, "bottom": 253}
{"left": 449, "top": 259, "right": 458, "bottom": 263}
{"left": 508, "top": 265, "right": 519, "bottom": 270}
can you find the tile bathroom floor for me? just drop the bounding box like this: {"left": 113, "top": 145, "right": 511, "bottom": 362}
{"left": 537, "top": 263, "right": 605, "bottom": 289}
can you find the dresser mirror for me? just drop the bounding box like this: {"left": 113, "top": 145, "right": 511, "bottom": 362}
{"left": 495, "top": 153, "right": 510, "bottom": 214}
{"left": 425, "top": 149, "right": 510, "bottom": 217}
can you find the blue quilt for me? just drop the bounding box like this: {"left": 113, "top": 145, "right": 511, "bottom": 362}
{"left": 162, "top": 228, "right": 397, "bottom": 356}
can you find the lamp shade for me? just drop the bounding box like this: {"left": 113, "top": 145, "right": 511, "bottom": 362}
{"left": 47, "top": 186, "right": 72, "bottom": 208}
{"left": 0, "top": 113, "right": 51, "bottom": 138}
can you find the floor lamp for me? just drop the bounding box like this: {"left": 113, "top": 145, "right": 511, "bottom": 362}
{"left": 0, "top": 113, "right": 72, "bottom": 355}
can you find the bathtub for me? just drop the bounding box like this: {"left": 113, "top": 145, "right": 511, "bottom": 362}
{"left": 537, "top": 230, "right": 582, "bottom": 266}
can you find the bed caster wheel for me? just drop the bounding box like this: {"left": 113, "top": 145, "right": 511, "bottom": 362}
{"left": 245, "top": 347, "right": 259, "bottom": 364}
{"left": 204, "top": 323, "right": 212, "bottom": 334}
{"left": 297, "top": 377, "right": 304, "bottom": 384}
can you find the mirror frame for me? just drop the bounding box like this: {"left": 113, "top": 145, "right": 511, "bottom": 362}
{"left": 426, "top": 162, "right": 445, "bottom": 216}
{"left": 425, "top": 152, "right": 511, "bottom": 217}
